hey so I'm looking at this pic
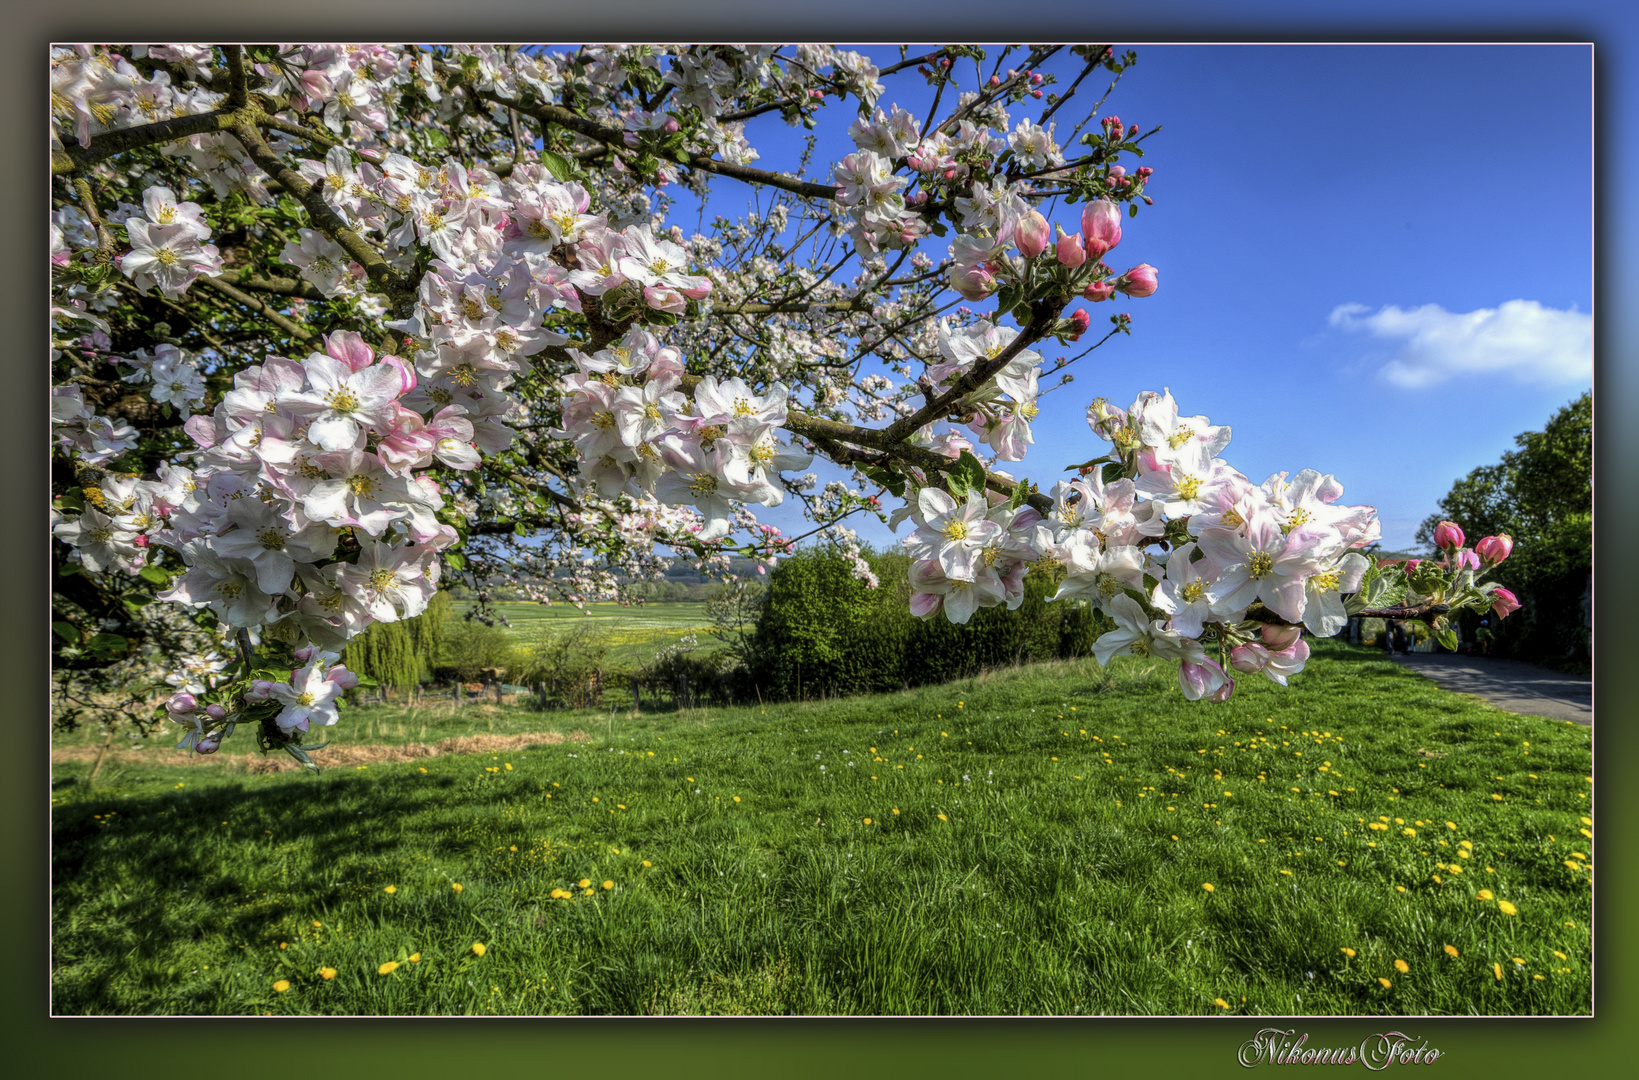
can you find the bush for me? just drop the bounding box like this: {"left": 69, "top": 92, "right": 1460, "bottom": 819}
{"left": 742, "top": 548, "right": 1110, "bottom": 701}
{"left": 436, "top": 620, "right": 522, "bottom": 684}
{"left": 342, "top": 591, "right": 450, "bottom": 694}
{"left": 519, "top": 625, "right": 615, "bottom": 709}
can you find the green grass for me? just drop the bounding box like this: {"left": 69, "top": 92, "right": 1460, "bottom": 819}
{"left": 484, "top": 599, "right": 721, "bottom": 668}
{"left": 51, "top": 641, "right": 1593, "bottom": 1016}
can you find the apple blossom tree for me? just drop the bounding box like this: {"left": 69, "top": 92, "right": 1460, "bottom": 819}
{"left": 50, "top": 43, "right": 1516, "bottom": 768}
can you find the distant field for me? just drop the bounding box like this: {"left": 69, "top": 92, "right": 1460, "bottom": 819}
{"left": 476, "top": 600, "right": 722, "bottom": 668}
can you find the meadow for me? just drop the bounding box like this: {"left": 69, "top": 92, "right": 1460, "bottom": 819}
{"left": 50, "top": 641, "right": 1593, "bottom": 1016}
{"left": 486, "top": 599, "right": 721, "bottom": 670}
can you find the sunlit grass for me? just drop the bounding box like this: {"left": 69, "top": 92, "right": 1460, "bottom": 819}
{"left": 51, "top": 641, "right": 1592, "bottom": 1016}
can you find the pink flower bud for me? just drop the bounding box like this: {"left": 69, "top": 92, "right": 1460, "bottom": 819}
{"left": 1031, "top": 89, "right": 1043, "bottom": 99}
{"left": 1179, "top": 658, "right": 1231, "bottom": 702}
{"left": 1208, "top": 675, "right": 1235, "bottom": 704}
{"left": 1475, "top": 534, "right": 1514, "bottom": 567}
{"left": 988, "top": 75, "right": 1001, "bottom": 87}
{"left": 1080, "top": 199, "right": 1122, "bottom": 258}
{"left": 293, "top": 644, "right": 317, "bottom": 663}
{"left": 1434, "top": 520, "right": 1465, "bottom": 552}
{"left": 1030, "top": 72, "right": 1044, "bottom": 85}
{"left": 326, "top": 665, "right": 360, "bottom": 691}
{"left": 1454, "top": 548, "right": 1481, "bottom": 571}
{"left": 195, "top": 736, "right": 220, "bottom": 755}
{"left": 205, "top": 704, "right": 228, "bottom": 721}
{"left": 1066, "top": 310, "right": 1091, "bottom": 341}
{"left": 1261, "top": 624, "right": 1303, "bottom": 651}
{"left": 1083, "top": 279, "right": 1116, "bottom": 303}
{"left": 949, "top": 262, "right": 997, "bottom": 301}
{"left": 1114, "top": 264, "right": 1158, "bottom": 297}
{"left": 1491, "top": 587, "right": 1521, "bottom": 619}
{"left": 662, "top": 117, "right": 679, "bottom": 134}
{"left": 1055, "top": 228, "right": 1087, "bottom": 268}
{"left": 1014, "top": 211, "right": 1050, "bottom": 258}
{"left": 244, "top": 679, "right": 278, "bottom": 702}
{"left": 165, "top": 692, "right": 198, "bottom": 716}
{"left": 1229, "top": 643, "right": 1270, "bottom": 675}
{"left": 133, "top": 534, "right": 150, "bottom": 547}
{"left": 1403, "top": 559, "right": 1421, "bottom": 573}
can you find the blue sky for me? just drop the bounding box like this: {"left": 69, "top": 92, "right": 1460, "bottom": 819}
{"left": 666, "top": 43, "right": 1592, "bottom": 554}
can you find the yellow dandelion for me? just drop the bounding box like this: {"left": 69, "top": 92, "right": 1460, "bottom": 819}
{"left": 892, "top": 809, "right": 900, "bottom": 815}
{"left": 863, "top": 817, "right": 872, "bottom": 824}
{"left": 379, "top": 962, "right": 399, "bottom": 975}
{"left": 409, "top": 953, "right": 421, "bottom": 963}
{"left": 1445, "top": 945, "right": 1460, "bottom": 957}
{"left": 1396, "top": 886, "right": 1407, "bottom": 893}
{"left": 578, "top": 878, "right": 591, "bottom": 888}
{"left": 1378, "top": 978, "right": 1392, "bottom": 989}
{"left": 1491, "top": 794, "right": 1504, "bottom": 801}
{"left": 1214, "top": 998, "right": 1230, "bottom": 1009}
{"left": 1497, "top": 900, "right": 1518, "bottom": 916}
{"left": 1534, "top": 974, "right": 1545, "bottom": 981}
{"left": 418, "top": 767, "right": 427, "bottom": 774}
{"left": 509, "top": 845, "right": 518, "bottom": 852}
{"left": 1493, "top": 963, "right": 1503, "bottom": 981}
{"left": 319, "top": 967, "right": 337, "bottom": 980}
{"left": 1202, "top": 883, "right": 1215, "bottom": 892}
{"left": 384, "top": 885, "right": 397, "bottom": 894}
{"left": 1340, "top": 948, "right": 1356, "bottom": 958}
{"left": 471, "top": 942, "right": 487, "bottom": 956}
{"left": 592, "top": 797, "right": 599, "bottom": 803}
{"left": 452, "top": 883, "right": 463, "bottom": 893}
{"left": 1394, "top": 959, "right": 1409, "bottom": 974}
{"left": 642, "top": 860, "right": 652, "bottom": 867}
{"left": 504, "top": 763, "right": 512, "bottom": 771}
{"left": 273, "top": 979, "right": 290, "bottom": 992}
{"left": 1554, "top": 951, "right": 1567, "bottom": 961}
{"left": 1280, "top": 870, "right": 1293, "bottom": 876}
{"left": 938, "top": 813, "right": 948, "bottom": 821}
{"left": 1477, "top": 889, "right": 1494, "bottom": 901}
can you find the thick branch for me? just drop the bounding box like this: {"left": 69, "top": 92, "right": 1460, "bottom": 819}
{"left": 52, "top": 109, "right": 235, "bottom": 175}
{"left": 226, "top": 110, "right": 411, "bottom": 301}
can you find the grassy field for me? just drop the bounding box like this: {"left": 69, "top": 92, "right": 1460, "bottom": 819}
{"left": 51, "top": 641, "right": 1593, "bottom": 1016}
{"left": 483, "top": 600, "right": 720, "bottom": 668}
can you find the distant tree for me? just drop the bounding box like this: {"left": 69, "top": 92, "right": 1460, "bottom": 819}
{"left": 1418, "top": 393, "right": 1591, "bottom": 667}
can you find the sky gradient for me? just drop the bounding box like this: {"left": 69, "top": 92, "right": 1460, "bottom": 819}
{"left": 676, "top": 43, "right": 1593, "bottom": 554}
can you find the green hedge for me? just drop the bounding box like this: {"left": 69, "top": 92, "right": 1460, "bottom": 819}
{"left": 741, "top": 549, "right": 1108, "bottom": 701}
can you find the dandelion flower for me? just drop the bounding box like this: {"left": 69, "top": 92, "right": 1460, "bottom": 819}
{"left": 409, "top": 953, "right": 421, "bottom": 963}
{"left": 1445, "top": 945, "right": 1460, "bottom": 957}
{"left": 863, "top": 817, "right": 872, "bottom": 824}
{"left": 1394, "top": 959, "right": 1409, "bottom": 974}
{"left": 384, "top": 885, "right": 397, "bottom": 894}
{"left": 938, "top": 814, "right": 948, "bottom": 821}
{"left": 1202, "top": 883, "right": 1215, "bottom": 892}
{"left": 471, "top": 942, "right": 487, "bottom": 956}
{"left": 1340, "top": 948, "right": 1356, "bottom": 958}
{"left": 1493, "top": 963, "right": 1503, "bottom": 981}
{"left": 1214, "top": 998, "right": 1230, "bottom": 1009}
{"left": 379, "top": 961, "right": 399, "bottom": 975}
{"left": 642, "top": 860, "right": 652, "bottom": 868}
{"left": 1477, "top": 889, "right": 1495, "bottom": 901}
{"left": 452, "top": 883, "right": 463, "bottom": 893}
{"left": 892, "top": 809, "right": 900, "bottom": 815}
{"left": 578, "top": 878, "right": 591, "bottom": 888}
{"left": 273, "top": 979, "right": 290, "bottom": 992}
{"left": 1497, "top": 900, "right": 1518, "bottom": 916}
{"left": 1396, "top": 886, "right": 1407, "bottom": 893}
{"left": 1378, "top": 978, "right": 1392, "bottom": 989}
{"left": 319, "top": 967, "right": 337, "bottom": 980}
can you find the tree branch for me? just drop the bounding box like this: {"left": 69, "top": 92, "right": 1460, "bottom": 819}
{"left": 197, "top": 275, "right": 314, "bottom": 342}
{"left": 52, "top": 109, "right": 236, "bottom": 175}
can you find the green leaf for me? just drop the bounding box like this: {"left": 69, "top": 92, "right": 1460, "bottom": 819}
{"left": 53, "top": 621, "right": 81, "bottom": 642}
{"left": 945, "top": 450, "right": 988, "bottom": 502}
{"left": 444, "top": 551, "right": 466, "bottom": 572}
{"left": 1128, "top": 202, "right": 1138, "bottom": 218}
{"left": 1435, "top": 627, "right": 1460, "bottom": 653}
{"left": 88, "top": 632, "right": 128, "bottom": 652}
{"left": 139, "top": 565, "right": 171, "bottom": 585}
{"left": 539, "top": 149, "right": 572, "bottom": 181}
{"left": 1007, "top": 479, "right": 1031, "bottom": 511}
{"left": 861, "top": 465, "right": 905, "bottom": 499}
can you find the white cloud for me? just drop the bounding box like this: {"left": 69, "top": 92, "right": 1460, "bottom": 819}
{"left": 1329, "top": 300, "right": 1592, "bottom": 388}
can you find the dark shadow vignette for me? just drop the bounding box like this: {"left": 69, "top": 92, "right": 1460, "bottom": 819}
{"left": 9, "top": 4, "right": 1632, "bottom": 1078}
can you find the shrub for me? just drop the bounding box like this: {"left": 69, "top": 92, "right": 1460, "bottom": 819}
{"left": 742, "top": 548, "right": 1110, "bottom": 701}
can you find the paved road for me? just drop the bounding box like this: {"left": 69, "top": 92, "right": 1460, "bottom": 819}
{"left": 1386, "top": 652, "right": 1592, "bottom": 725}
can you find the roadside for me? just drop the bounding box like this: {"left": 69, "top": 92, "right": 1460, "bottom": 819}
{"left": 1386, "top": 652, "right": 1592, "bottom": 725}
